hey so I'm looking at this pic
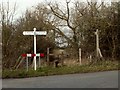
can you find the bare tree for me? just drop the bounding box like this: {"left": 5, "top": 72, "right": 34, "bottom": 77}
{"left": 1, "top": 1, "right": 18, "bottom": 68}
{"left": 47, "top": 0, "right": 86, "bottom": 59}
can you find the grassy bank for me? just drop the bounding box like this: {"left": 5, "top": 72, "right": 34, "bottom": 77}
{"left": 2, "top": 60, "right": 119, "bottom": 79}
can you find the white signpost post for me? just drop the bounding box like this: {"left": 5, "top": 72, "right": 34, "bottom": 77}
{"left": 23, "top": 28, "right": 47, "bottom": 70}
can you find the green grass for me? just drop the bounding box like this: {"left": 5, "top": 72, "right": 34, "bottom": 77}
{"left": 2, "top": 60, "right": 119, "bottom": 79}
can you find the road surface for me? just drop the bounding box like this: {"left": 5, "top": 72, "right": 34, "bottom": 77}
{"left": 2, "top": 71, "right": 118, "bottom": 88}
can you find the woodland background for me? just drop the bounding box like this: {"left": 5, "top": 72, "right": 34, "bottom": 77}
{"left": 1, "top": 1, "right": 120, "bottom": 69}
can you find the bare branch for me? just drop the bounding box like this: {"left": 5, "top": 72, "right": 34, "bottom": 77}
{"left": 48, "top": 4, "right": 67, "bottom": 21}
{"left": 66, "top": 0, "right": 75, "bottom": 30}
{"left": 9, "top": 2, "right": 17, "bottom": 25}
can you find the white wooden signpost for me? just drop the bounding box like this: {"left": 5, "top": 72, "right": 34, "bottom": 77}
{"left": 23, "top": 28, "right": 47, "bottom": 70}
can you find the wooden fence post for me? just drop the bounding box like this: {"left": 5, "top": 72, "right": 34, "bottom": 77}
{"left": 79, "top": 48, "right": 82, "bottom": 65}
{"left": 47, "top": 48, "right": 49, "bottom": 65}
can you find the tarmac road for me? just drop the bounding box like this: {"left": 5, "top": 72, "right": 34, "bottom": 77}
{"left": 2, "top": 70, "right": 118, "bottom": 88}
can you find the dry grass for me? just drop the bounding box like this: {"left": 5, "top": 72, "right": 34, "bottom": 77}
{"left": 63, "top": 58, "right": 91, "bottom": 66}
{"left": 64, "top": 59, "right": 78, "bottom": 66}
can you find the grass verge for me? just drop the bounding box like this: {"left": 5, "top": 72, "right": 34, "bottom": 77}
{"left": 2, "top": 60, "right": 119, "bottom": 79}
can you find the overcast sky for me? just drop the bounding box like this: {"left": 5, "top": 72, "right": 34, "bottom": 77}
{"left": 0, "top": 0, "right": 84, "bottom": 19}
{"left": 0, "top": 0, "right": 109, "bottom": 12}
{"left": 0, "top": 0, "right": 115, "bottom": 20}
{"left": 0, "top": 0, "right": 45, "bottom": 18}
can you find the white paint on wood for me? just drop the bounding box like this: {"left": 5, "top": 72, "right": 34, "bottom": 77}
{"left": 27, "top": 54, "right": 32, "bottom": 57}
{"left": 23, "top": 31, "right": 47, "bottom": 35}
{"left": 34, "top": 28, "right": 37, "bottom": 70}
{"left": 36, "top": 53, "right": 40, "bottom": 57}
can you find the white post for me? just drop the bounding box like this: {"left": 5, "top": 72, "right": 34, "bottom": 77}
{"left": 33, "top": 28, "right": 37, "bottom": 70}
{"left": 79, "top": 48, "right": 82, "bottom": 65}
